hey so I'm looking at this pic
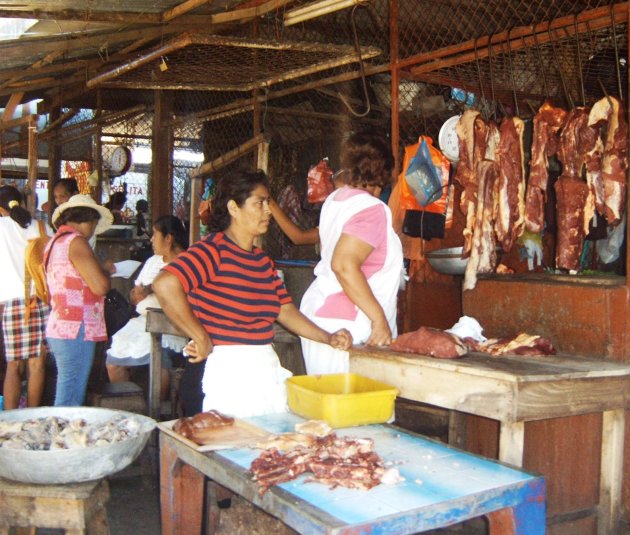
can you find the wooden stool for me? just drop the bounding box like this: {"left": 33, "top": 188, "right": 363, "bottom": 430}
{"left": 89, "top": 381, "right": 146, "bottom": 415}
{"left": 0, "top": 477, "right": 110, "bottom": 534}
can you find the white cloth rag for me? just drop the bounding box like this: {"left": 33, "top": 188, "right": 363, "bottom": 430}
{"left": 445, "top": 315, "right": 487, "bottom": 343}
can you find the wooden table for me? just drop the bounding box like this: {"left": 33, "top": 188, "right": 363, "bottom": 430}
{"left": 349, "top": 347, "right": 630, "bottom": 535}
{"left": 160, "top": 412, "right": 545, "bottom": 534}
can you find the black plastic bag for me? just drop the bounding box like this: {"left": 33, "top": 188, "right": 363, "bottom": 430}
{"left": 104, "top": 289, "right": 133, "bottom": 337}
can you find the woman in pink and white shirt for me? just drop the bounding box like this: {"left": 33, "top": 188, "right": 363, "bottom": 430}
{"left": 45, "top": 195, "right": 113, "bottom": 406}
{"left": 300, "top": 130, "right": 404, "bottom": 374}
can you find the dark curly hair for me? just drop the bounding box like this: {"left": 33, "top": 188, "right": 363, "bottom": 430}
{"left": 0, "top": 185, "right": 31, "bottom": 229}
{"left": 340, "top": 129, "right": 394, "bottom": 189}
{"left": 208, "top": 170, "right": 269, "bottom": 232}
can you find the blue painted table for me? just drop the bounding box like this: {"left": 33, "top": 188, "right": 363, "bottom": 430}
{"left": 159, "top": 412, "right": 545, "bottom": 534}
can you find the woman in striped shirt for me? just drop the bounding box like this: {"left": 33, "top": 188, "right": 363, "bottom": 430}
{"left": 153, "top": 170, "right": 352, "bottom": 418}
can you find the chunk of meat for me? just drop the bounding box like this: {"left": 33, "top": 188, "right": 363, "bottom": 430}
{"left": 554, "top": 175, "right": 589, "bottom": 271}
{"left": 464, "top": 160, "right": 499, "bottom": 290}
{"left": 172, "top": 410, "right": 234, "bottom": 441}
{"left": 454, "top": 110, "right": 481, "bottom": 256}
{"left": 495, "top": 117, "right": 526, "bottom": 252}
{"left": 391, "top": 326, "right": 468, "bottom": 358}
{"left": 588, "top": 96, "right": 628, "bottom": 225}
{"left": 525, "top": 102, "right": 567, "bottom": 233}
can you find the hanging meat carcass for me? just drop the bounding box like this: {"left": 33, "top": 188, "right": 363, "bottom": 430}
{"left": 455, "top": 112, "right": 499, "bottom": 258}
{"left": 587, "top": 95, "right": 628, "bottom": 226}
{"left": 463, "top": 160, "right": 499, "bottom": 291}
{"left": 554, "top": 107, "right": 598, "bottom": 271}
{"left": 495, "top": 117, "right": 526, "bottom": 252}
{"left": 454, "top": 110, "right": 480, "bottom": 257}
{"left": 524, "top": 102, "right": 567, "bottom": 233}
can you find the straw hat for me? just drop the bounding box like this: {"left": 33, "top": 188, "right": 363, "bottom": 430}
{"left": 52, "top": 194, "right": 114, "bottom": 235}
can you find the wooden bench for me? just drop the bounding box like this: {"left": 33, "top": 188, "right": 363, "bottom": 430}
{"left": 0, "top": 478, "right": 110, "bottom": 534}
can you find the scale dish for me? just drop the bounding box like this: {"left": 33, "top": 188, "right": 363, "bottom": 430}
{"left": 426, "top": 246, "right": 468, "bottom": 275}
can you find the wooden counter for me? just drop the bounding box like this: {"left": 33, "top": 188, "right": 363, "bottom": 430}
{"left": 349, "top": 347, "right": 630, "bottom": 535}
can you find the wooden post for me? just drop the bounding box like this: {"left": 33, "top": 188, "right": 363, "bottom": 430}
{"left": 47, "top": 105, "right": 61, "bottom": 210}
{"left": 152, "top": 90, "right": 173, "bottom": 219}
{"left": 93, "top": 90, "right": 103, "bottom": 202}
{"left": 27, "top": 117, "right": 38, "bottom": 216}
{"left": 389, "top": 0, "right": 400, "bottom": 175}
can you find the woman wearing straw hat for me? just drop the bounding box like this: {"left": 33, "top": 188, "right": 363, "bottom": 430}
{"left": 45, "top": 194, "right": 113, "bottom": 406}
{"left": 0, "top": 185, "right": 53, "bottom": 410}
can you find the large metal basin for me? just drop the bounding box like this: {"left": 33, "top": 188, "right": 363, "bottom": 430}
{"left": 0, "top": 406, "right": 155, "bottom": 484}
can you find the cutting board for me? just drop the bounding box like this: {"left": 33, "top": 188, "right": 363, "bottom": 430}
{"left": 158, "top": 418, "right": 270, "bottom": 452}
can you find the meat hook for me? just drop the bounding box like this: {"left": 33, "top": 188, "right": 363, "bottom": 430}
{"left": 531, "top": 25, "right": 549, "bottom": 100}
{"left": 337, "top": 4, "right": 371, "bottom": 118}
{"left": 585, "top": 19, "right": 616, "bottom": 109}
{"left": 547, "top": 22, "right": 574, "bottom": 109}
{"left": 473, "top": 37, "right": 487, "bottom": 119}
{"left": 573, "top": 14, "right": 586, "bottom": 107}
{"left": 506, "top": 26, "right": 520, "bottom": 116}
{"left": 487, "top": 32, "right": 498, "bottom": 121}
{"left": 608, "top": 2, "right": 623, "bottom": 100}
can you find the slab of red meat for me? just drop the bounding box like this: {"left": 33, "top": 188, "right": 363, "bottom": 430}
{"left": 464, "top": 160, "right": 499, "bottom": 290}
{"left": 495, "top": 117, "right": 526, "bottom": 252}
{"left": 391, "top": 326, "right": 468, "bottom": 358}
{"left": 524, "top": 102, "right": 567, "bottom": 233}
{"left": 554, "top": 175, "right": 589, "bottom": 271}
{"left": 588, "top": 96, "right": 628, "bottom": 226}
{"left": 454, "top": 110, "right": 481, "bottom": 257}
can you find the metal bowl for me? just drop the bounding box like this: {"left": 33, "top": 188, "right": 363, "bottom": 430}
{"left": 426, "top": 246, "right": 468, "bottom": 275}
{"left": 0, "top": 407, "right": 155, "bottom": 484}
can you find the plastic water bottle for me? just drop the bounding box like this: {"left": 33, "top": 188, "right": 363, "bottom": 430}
{"left": 0, "top": 395, "right": 4, "bottom": 411}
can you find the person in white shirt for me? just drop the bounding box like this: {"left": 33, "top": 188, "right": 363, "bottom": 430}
{"left": 106, "top": 215, "right": 188, "bottom": 400}
{"left": 0, "top": 186, "right": 53, "bottom": 409}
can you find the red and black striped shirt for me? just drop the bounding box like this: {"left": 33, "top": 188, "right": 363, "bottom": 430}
{"left": 164, "top": 232, "right": 291, "bottom": 345}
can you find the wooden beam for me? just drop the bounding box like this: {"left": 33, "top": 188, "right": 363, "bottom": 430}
{"left": 0, "top": 114, "right": 37, "bottom": 132}
{"left": 2, "top": 92, "right": 23, "bottom": 121}
{"left": 86, "top": 33, "right": 194, "bottom": 89}
{"left": 39, "top": 108, "right": 80, "bottom": 134}
{"left": 210, "top": 0, "right": 294, "bottom": 24}
{"left": 162, "top": 0, "right": 211, "bottom": 22}
{"left": 408, "top": 2, "right": 628, "bottom": 76}
{"left": 169, "top": 62, "right": 390, "bottom": 127}
{"left": 190, "top": 133, "right": 266, "bottom": 178}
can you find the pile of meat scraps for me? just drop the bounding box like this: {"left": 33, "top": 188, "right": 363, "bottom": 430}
{"left": 466, "top": 333, "right": 555, "bottom": 356}
{"left": 250, "top": 424, "right": 403, "bottom": 495}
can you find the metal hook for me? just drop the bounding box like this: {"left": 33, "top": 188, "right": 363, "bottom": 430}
{"left": 337, "top": 4, "right": 371, "bottom": 118}
{"left": 473, "top": 37, "right": 487, "bottom": 118}
{"left": 585, "top": 19, "right": 615, "bottom": 108}
{"left": 531, "top": 25, "right": 549, "bottom": 100}
{"left": 487, "top": 33, "right": 497, "bottom": 121}
{"left": 609, "top": 2, "right": 623, "bottom": 100}
{"left": 506, "top": 26, "right": 519, "bottom": 116}
{"left": 547, "top": 22, "right": 574, "bottom": 109}
{"left": 573, "top": 14, "right": 586, "bottom": 107}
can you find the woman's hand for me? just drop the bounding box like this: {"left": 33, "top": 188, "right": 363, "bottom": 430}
{"left": 366, "top": 316, "right": 392, "bottom": 347}
{"left": 129, "top": 284, "right": 151, "bottom": 306}
{"left": 328, "top": 328, "right": 353, "bottom": 350}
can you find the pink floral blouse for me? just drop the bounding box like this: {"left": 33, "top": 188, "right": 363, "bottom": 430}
{"left": 44, "top": 225, "right": 107, "bottom": 341}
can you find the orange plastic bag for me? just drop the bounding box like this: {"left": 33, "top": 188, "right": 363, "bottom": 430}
{"left": 398, "top": 136, "right": 453, "bottom": 227}
{"left": 307, "top": 158, "right": 334, "bottom": 204}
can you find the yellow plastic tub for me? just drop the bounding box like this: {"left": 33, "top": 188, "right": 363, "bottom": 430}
{"left": 286, "top": 373, "right": 399, "bottom": 428}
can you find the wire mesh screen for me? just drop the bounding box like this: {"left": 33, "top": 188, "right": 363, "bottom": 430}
{"left": 397, "top": 0, "right": 627, "bottom": 115}
{"left": 39, "top": 0, "right": 624, "bottom": 264}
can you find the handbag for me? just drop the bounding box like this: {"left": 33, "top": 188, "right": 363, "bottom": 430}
{"left": 104, "top": 288, "right": 133, "bottom": 337}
